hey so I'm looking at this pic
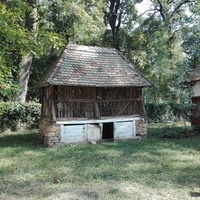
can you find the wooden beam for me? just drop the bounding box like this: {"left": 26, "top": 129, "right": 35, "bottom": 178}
{"left": 55, "top": 99, "right": 94, "bottom": 103}
{"left": 54, "top": 90, "right": 83, "bottom": 117}
{"left": 49, "top": 86, "right": 56, "bottom": 121}
{"left": 93, "top": 87, "right": 100, "bottom": 118}
{"left": 56, "top": 116, "right": 141, "bottom": 124}
{"left": 96, "top": 99, "right": 139, "bottom": 103}
{"left": 116, "top": 101, "right": 131, "bottom": 116}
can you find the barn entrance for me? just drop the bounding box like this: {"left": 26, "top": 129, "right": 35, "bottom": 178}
{"left": 102, "top": 123, "right": 114, "bottom": 140}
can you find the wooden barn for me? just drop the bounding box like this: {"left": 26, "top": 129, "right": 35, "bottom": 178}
{"left": 38, "top": 44, "right": 154, "bottom": 146}
{"left": 188, "top": 64, "right": 200, "bottom": 125}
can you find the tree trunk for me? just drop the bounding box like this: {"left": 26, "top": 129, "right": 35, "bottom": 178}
{"left": 15, "top": 52, "right": 34, "bottom": 102}
{"left": 107, "top": 0, "right": 121, "bottom": 50}
{"left": 15, "top": 0, "right": 38, "bottom": 102}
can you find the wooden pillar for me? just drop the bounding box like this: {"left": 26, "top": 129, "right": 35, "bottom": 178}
{"left": 51, "top": 86, "right": 56, "bottom": 121}
{"left": 93, "top": 87, "right": 100, "bottom": 118}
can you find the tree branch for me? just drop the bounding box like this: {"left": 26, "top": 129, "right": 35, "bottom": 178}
{"left": 157, "top": 0, "right": 166, "bottom": 21}
{"left": 171, "top": 0, "right": 193, "bottom": 18}
{"left": 138, "top": 9, "right": 157, "bottom": 18}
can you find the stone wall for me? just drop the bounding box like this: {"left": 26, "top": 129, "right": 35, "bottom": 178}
{"left": 135, "top": 118, "right": 147, "bottom": 139}
{"left": 39, "top": 119, "right": 61, "bottom": 147}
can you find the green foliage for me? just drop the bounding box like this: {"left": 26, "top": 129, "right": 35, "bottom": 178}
{"left": 0, "top": 2, "right": 28, "bottom": 100}
{"left": 163, "top": 126, "right": 193, "bottom": 138}
{"left": 192, "top": 124, "right": 200, "bottom": 134}
{"left": 0, "top": 102, "right": 41, "bottom": 131}
{"left": 145, "top": 102, "right": 193, "bottom": 123}
{"left": 145, "top": 102, "right": 168, "bottom": 123}
{"left": 131, "top": 0, "right": 198, "bottom": 104}
{"left": 0, "top": 0, "right": 199, "bottom": 105}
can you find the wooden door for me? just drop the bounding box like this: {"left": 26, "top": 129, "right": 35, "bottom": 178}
{"left": 86, "top": 124, "right": 101, "bottom": 143}
{"left": 61, "top": 125, "right": 85, "bottom": 143}
{"left": 114, "top": 121, "right": 135, "bottom": 140}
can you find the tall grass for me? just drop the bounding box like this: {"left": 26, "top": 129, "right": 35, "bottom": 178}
{"left": 0, "top": 125, "right": 200, "bottom": 200}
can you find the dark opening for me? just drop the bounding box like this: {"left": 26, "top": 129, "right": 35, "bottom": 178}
{"left": 102, "top": 123, "right": 113, "bottom": 140}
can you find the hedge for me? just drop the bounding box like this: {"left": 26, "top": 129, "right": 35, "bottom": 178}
{"left": 0, "top": 101, "right": 193, "bottom": 132}
{"left": 0, "top": 102, "right": 41, "bottom": 131}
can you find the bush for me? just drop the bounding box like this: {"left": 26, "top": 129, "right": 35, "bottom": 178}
{"left": 145, "top": 102, "right": 193, "bottom": 123}
{"left": 0, "top": 102, "right": 41, "bottom": 131}
{"left": 163, "top": 126, "right": 193, "bottom": 138}
{"left": 145, "top": 103, "right": 168, "bottom": 123}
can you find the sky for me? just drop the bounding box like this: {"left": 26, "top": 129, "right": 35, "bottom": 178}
{"left": 136, "top": 0, "right": 151, "bottom": 15}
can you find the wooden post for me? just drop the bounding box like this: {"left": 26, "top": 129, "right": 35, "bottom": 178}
{"left": 93, "top": 87, "right": 100, "bottom": 118}
{"left": 51, "top": 86, "right": 56, "bottom": 121}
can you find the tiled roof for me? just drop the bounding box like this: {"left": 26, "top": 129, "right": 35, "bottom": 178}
{"left": 38, "top": 44, "right": 154, "bottom": 88}
{"left": 187, "top": 65, "right": 200, "bottom": 82}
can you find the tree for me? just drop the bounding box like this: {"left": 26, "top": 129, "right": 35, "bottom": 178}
{"left": 15, "top": 0, "right": 39, "bottom": 102}
{"left": 0, "top": 1, "right": 28, "bottom": 100}
{"left": 103, "top": 0, "right": 140, "bottom": 50}
{"left": 131, "top": 0, "right": 198, "bottom": 103}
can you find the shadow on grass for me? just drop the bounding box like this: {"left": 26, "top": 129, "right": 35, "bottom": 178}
{"left": 0, "top": 127, "right": 200, "bottom": 198}
{"left": 0, "top": 130, "right": 44, "bottom": 148}
{"left": 147, "top": 124, "right": 200, "bottom": 151}
{"left": 190, "top": 191, "right": 200, "bottom": 197}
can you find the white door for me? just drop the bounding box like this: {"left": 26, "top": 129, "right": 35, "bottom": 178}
{"left": 86, "top": 124, "right": 101, "bottom": 143}
{"left": 114, "top": 121, "right": 135, "bottom": 140}
{"left": 61, "top": 125, "right": 85, "bottom": 143}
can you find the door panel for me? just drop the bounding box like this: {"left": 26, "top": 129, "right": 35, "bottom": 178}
{"left": 114, "top": 121, "right": 134, "bottom": 140}
{"left": 86, "top": 124, "right": 101, "bottom": 143}
{"left": 61, "top": 125, "right": 85, "bottom": 143}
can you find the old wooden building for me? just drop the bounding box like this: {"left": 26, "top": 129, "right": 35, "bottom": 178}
{"left": 188, "top": 64, "right": 200, "bottom": 125}
{"left": 38, "top": 44, "right": 153, "bottom": 146}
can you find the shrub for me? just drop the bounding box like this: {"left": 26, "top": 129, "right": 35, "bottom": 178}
{"left": 163, "top": 126, "right": 193, "bottom": 138}
{"left": 0, "top": 101, "right": 41, "bottom": 131}
{"left": 145, "top": 102, "right": 193, "bottom": 123}
{"left": 145, "top": 103, "right": 168, "bottom": 123}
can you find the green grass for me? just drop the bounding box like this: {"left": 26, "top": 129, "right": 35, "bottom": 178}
{"left": 0, "top": 125, "right": 200, "bottom": 200}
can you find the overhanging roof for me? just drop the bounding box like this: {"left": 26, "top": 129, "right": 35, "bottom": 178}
{"left": 37, "top": 44, "right": 154, "bottom": 88}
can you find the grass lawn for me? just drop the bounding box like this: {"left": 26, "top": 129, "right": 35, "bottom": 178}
{"left": 0, "top": 124, "right": 200, "bottom": 200}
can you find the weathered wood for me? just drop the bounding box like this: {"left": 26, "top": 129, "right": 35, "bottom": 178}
{"left": 117, "top": 101, "right": 131, "bottom": 116}
{"left": 52, "top": 86, "right": 143, "bottom": 119}
{"left": 61, "top": 125, "right": 85, "bottom": 143}
{"left": 93, "top": 87, "right": 100, "bottom": 118}
{"left": 42, "top": 86, "right": 53, "bottom": 118}
{"left": 114, "top": 121, "right": 136, "bottom": 140}
{"left": 86, "top": 124, "right": 101, "bottom": 143}
{"left": 55, "top": 90, "right": 83, "bottom": 117}
{"left": 57, "top": 116, "right": 140, "bottom": 124}
{"left": 55, "top": 99, "right": 94, "bottom": 103}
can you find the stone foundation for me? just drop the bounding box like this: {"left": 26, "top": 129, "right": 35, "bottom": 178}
{"left": 135, "top": 119, "right": 147, "bottom": 139}
{"left": 39, "top": 119, "right": 61, "bottom": 147}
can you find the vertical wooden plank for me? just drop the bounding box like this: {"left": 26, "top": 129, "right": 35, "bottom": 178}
{"left": 94, "top": 87, "right": 100, "bottom": 118}
{"left": 64, "top": 86, "right": 67, "bottom": 118}
{"left": 51, "top": 86, "right": 56, "bottom": 121}
{"left": 70, "top": 86, "right": 73, "bottom": 117}
{"left": 41, "top": 87, "right": 45, "bottom": 117}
